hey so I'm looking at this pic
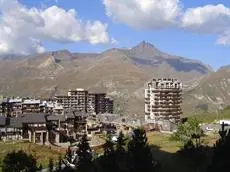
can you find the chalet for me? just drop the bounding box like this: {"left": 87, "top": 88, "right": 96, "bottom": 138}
{"left": 0, "top": 116, "right": 23, "bottom": 141}
{"left": 47, "top": 114, "right": 67, "bottom": 144}
{"left": 5, "top": 117, "right": 23, "bottom": 140}
{"left": 22, "top": 113, "right": 48, "bottom": 144}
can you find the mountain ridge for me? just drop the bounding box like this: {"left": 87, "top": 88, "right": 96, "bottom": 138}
{"left": 0, "top": 41, "right": 220, "bottom": 116}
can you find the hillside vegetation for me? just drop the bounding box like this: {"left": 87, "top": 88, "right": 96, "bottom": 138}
{"left": 0, "top": 141, "right": 62, "bottom": 171}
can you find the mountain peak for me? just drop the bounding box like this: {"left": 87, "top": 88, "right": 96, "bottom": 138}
{"left": 134, "top": 41, "right": 157, "bottom": 50}
{"left": 127, "top": 41, "right": 162, "bottom": 59}
{"left": 139, "top": 40, "right": 155, "bottom": 47}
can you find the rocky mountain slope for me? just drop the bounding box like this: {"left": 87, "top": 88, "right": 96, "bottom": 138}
{"left": 0, "top": 41, "right": 214, "bottom": 116}
{"left": 183, "top": 66, "right": 230, "bottom": 115}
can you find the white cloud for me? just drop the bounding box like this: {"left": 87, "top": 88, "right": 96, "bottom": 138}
{"left": 103, "top": 0, "right": 182, "bottom": 29}
{"left": 0, "top": 0, "right": 111, "bottom": 54}
{"left": 103, "top": 1, "right": 230, "bottom": 45}
{"left": 217, "top": 31, "right": 230, "bottom": 45}
{"left": 181, "top": 4, "right": 230, "bottom": 33}
{"left": 181, "top": 4, "right": 230, "bottom": 45}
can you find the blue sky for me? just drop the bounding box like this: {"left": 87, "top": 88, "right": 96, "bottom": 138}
{"left": 2, "top": 0, "right": 230, "bottom": 70}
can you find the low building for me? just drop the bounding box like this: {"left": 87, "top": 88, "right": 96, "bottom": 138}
{"left": 2, "top": 97, "right": 23, "bottom": 117}
{"left": 22, "top": 99, "right": 41, "bottom": 114}
{"left": 0, "top": 116, "right": 6, "bottom": 139}
{"left": 0, "top": 96, "right": 3, "bottom": 116}
{"left": 22, "top": 113, "right": 48, "bottom": 144}
{"left": 8, "top": 98, "right": 23, "bottom": 117}
{"left": 5, "top": 117, "right": 23, "bottom": 140}
{"left": 0, "top": 116, "right": 23, "bottom": 141}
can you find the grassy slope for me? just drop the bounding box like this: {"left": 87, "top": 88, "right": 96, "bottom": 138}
{"left": 0, "top": 141, "right": 63, "bottom": 171}
{"left": 187, "top": 106, "right": 230, "bottom": 123}
{"left": 0, "top": 132, "right": 218, "bottom": 172}
{"left": 147, "top": 132, "right": 218, "bottom": 172}
{"left": 147, "top": 132, "right": 189, "bottom": 172}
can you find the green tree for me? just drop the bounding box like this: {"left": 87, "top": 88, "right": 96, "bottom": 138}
{"left": 115, "top": 131, "right": 130, "bottom": 172}
{"left": 76, "top": 134, "right": 93, "bottom": 172}
{"left": 171, "top": 118, "right": 203, "bottom": 147}
{"left": 116, "top": 131, "right": 126, "bottom": 154}
{"left": 38, "top": 164, "right": 43, "bottom": 171}
{"left": 49, "top": 158, "right": 54, "bottom": 172}
{"left": 98, "top": 134, "right": 117, "bottom": 172}
{"left": 128, "top": 128, "right": 155, "bottom": 172}
{"left": 2, "top": 150, "right": 37, "bottom": 172}
{"left": 207, "top": 123, "right": 230, "bottom": 172}
{"left": 104, "top": 134, "right": 115, "bottom": 157}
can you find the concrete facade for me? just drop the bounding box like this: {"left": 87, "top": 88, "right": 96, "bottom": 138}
{"left": 145, "top": 78, "right": 183, "bottom": 124}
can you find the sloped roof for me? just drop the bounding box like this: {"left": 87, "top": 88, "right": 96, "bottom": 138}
{"left": 23, "top": 113, "right": 46, "bottom": 123}
{"left": 8, "top": 117, "right": 23, "bottom": 128}
{"left": 47, "top": 115, "right": 65, "bottom": 122}
{"left": 0, "top": 116, "right": 6, "bottom": 126}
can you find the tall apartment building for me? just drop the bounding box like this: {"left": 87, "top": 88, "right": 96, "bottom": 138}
{"left": 56, "top": 89, "right": 114, "bottom": 114}
{"left": 68, "top": 89, "right": 88, "bottom": 112}
{"left": 105, "top": 97, "right": 114, "bottom": 114}
{"left": 95, "top": 93, "right": 106, "bottom": 114}
{"left": 56, "top": 89, "right": 88, "bottom": 112}
{"left": 145, "top": 78, "right": 183, "bottom": 124}
{"left": 87, "top": 93, "right": 114, "bottom": 114}
{"left": 87, "top": 93, "right": 96, "bottom": 114}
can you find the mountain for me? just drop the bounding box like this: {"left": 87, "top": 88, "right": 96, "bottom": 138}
{"left": 183, "top": 66, "right": 230, "bottom": 115}
{"left": 0, "top": 41, "right": 213, "bottom": 116}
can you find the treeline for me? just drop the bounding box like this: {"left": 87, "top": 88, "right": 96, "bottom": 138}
{"left": 1, "top": 128, "right": 157, "bottom": 172}
{"left": 3, "top": 122, "right": 230, "bottom": 172}
{"left": 171, "top": 118, "right": 230, "bottom": 172}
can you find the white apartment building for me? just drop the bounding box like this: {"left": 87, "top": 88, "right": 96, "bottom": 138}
{"left": 145, "top": 78, "right": 183, "bottom": 124}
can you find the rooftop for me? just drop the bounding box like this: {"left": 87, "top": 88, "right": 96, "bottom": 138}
{"left": 0, "top": 116, "right": 6, "bottom": 126}
{"left": 47, "top": 115, "right": 66, "bottom": 122}
{"left": 9, "top": 98, "right": 22, "bottom": 103}
{"left": 23, "top": 99, "right": 41, "bottom": 104}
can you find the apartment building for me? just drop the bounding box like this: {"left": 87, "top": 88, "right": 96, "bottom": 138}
{"left": 68, "top": 89, "right": 88, "bottom": 112}
{"left": 95, "top": 93, "right": 106, "bottom": 114}
{"left": 56, "top": 89, "right": 114, "bottom": 114}
{"left": 0, "top": 89, "right": 113, "bottom": 116}
{"left": 1, "top": 98, "right": 64, "bottom": 116}
{"left": 22, "top": 99, "right": 41, "bottom": 114}
{"left": 105, "top": 97, "right": 114, "bottom": 114}
{"left": 87, "top": 93, "right": 96, "bottom": 114}
{"left": 56, "top": 89, "right": 88, "bottom": 112}
{"left": 145, "top": 78, "right": 183, "bottom": 124}
{"left": 2, "top": 98, "right": 22, "bottom": 117}
{"left": 87, "top": 93, "right": 114, "bottom": 114}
